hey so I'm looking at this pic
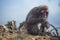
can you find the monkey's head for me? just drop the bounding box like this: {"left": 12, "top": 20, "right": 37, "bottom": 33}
{"left": 38, "top": 5, "right": 49, "bottom": 21}
{"left": 38, "top": 5, "right": 48, "bottom": 19}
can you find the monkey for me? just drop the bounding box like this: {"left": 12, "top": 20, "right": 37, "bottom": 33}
{"left": 26, "top": 5, "right": 50, "bottom": 35}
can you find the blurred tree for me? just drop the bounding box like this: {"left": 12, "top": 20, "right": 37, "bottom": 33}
{"left": 5, "top": 20, "right": 17, "bottom": 32}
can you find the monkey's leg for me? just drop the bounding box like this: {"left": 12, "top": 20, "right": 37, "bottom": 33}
{"left": 27, "top": 25, "right": 39, "bottom": 35}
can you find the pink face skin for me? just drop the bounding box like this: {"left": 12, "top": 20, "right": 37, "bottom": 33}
{"left": 41, "top": 10, "right": 48, "bottom": 18}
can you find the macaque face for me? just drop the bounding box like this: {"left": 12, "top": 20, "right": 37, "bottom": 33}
{"left": 41, "top": 10, "right": 48, "bottom": 19}
{"left": 41, "top": 10, "right": 48, "bottom": 17}
{"left": 40, "top": 10, "right": 48, "bottom": 21}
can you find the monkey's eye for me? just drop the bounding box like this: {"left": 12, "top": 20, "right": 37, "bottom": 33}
{"left": 41, "top": 10, "right": 48, "bottom": 13}
{"left": 41, "top": 10, "right": 48, "bottom": 15}
{"left": 41, "top": 10, "right": 44, "bottom": 13}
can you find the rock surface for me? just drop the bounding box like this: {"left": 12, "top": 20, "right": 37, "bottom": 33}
{"left": 0, "top": 21, "right": 59, "bottom": 40}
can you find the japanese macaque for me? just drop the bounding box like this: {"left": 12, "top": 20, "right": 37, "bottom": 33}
{"left": 26, "top": 5, "right": 50, "bottom": 35}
